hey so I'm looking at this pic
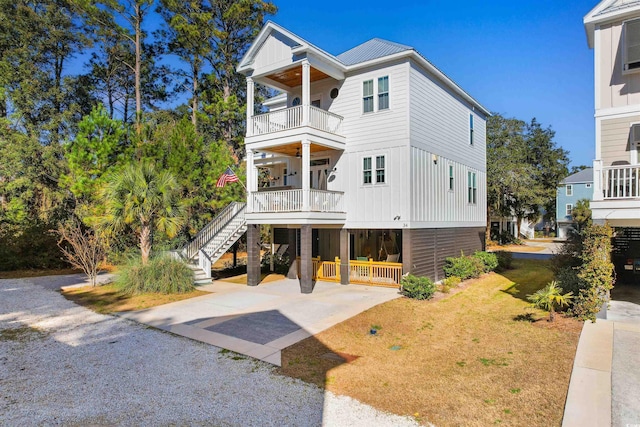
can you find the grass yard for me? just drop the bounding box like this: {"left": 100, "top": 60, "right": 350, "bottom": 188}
{"left": 62, "top": 284, "right": 209, "bottom": 314}
{"left": 278, "top": 259, "right": 582, "bottom": 426}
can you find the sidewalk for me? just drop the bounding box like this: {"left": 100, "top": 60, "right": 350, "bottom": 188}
{"left": 562, "top": 299, "right": 640, "bottom": 427}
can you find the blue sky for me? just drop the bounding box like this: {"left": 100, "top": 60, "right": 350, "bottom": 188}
{"left": 267, "top": 0, "right": 598, "bottom": 168}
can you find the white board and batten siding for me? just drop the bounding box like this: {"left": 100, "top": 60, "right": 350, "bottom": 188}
{"left": 332, "top": 61, "right": 411, "bottom": 228}
{"left": 408, "top": 60, "right": 487, "bottom": 228}
{"left": 252, "top": 33, "right": 296, "bottom": 75}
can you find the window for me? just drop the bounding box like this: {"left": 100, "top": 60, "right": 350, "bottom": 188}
{"left": 449, "top": 165, "right": 454, "bottom": 190}
{"left": 292, "top": 97, "right": 301, "bottom": 106}
{"left": 378, "top": 76, "right": 389, "bottom": 110}
{"left": 284, "top": 168, "right": 288, "bottom": 186}
{"left": 363, "top": 80, "right": 374, "bottom": 113}
{"left": 467, "top": 171, "right": 477, "bottom": 204}
{"left": 469, "top": 114, "right": 474, "bottom": 145}
{"left": 566, "top": 185, "right": 573, "bottom": 196}
{"left": 566, "top": 204, "right": 573, "bottom": 217}
{"left": 363, "top": 157, "right": 372, "bottom": 184}
{"left": 624, "top": 18, "right": 640, "bottom": 72}
{"left": 586, "top": 183, "right": 592, "bottom": 188}
{"left": 363, "top": 155, "right": 386, "bottom": 185}
{"left": 376, "top": 155, "right": 385, "bottom": 183}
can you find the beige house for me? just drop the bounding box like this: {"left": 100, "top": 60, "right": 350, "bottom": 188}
{"left": 585, "top": 0, "right": 640, "bottom": 226}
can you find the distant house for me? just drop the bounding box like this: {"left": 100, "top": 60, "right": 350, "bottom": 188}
{"left": 556, "top": 168, "right": 594, "bottom": 239}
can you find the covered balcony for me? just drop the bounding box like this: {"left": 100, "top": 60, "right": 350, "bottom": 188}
{"left": 592, "top": 161, "right": 640, "bottom": 226}
{"left": 249, "top": 105, "right": 343, "bottom": 137}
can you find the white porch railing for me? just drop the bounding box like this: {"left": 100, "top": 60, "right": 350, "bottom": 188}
{"left": 249, "top": 105, "right": 343, "bottom": 136}
{"left": 598, "top": 164, "right": 640, "bottom": 199}
{"left": 250, "top": 189, "right": 344, "bottom": 213}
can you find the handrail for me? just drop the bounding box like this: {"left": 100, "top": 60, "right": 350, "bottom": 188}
{"left": 601, "top": 165, "right": 640, "bottom": 199}
{"left": 251, "top": 189, "right": 344, "bottom": 213}
{"left": 182, "top": 202, "right": 246, "bottom": 260}
{"left": 250, "top": 105, "right": 344, "bottom": 136}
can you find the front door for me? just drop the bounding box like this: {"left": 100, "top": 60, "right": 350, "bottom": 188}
{"left": 309, "top": 158, "right": 330, "bottom": 190}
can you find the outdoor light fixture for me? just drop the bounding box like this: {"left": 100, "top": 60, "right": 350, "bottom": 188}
{"left": 295, "top": 147, "right": 301, "bottom": 158}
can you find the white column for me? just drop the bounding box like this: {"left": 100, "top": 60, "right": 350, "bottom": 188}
{"left": 246, "top": 77, "right": 254, "bottom": 136}
{"left": 301, "top": 60, "right": 310, "bottom": 126}
{"left": 302, "top": 140, "right": 311, "bottom": 211}
{"left": 247, "top": 149, "right": 255, "bottom": 212}
{"left": 593, "top": 159, "right": 604, "bottom": 201}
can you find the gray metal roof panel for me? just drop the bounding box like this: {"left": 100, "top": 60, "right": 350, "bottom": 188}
{"left": 337, "top": 38, "right": 414, "bottom": 66}
{"left": 596, "top": 0, "right": 640, "bottom": 16}
{"left": 561, "top": 168, "right": 594, "bottom": 184}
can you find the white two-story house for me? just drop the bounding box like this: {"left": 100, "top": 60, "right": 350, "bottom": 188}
{"left": 235, "top": 22, "right": 489, "bottom": 293}
{"left": 585, "top": 1, "right": 640, "bottom": 264}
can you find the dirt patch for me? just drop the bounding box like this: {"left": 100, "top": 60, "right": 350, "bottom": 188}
{"left": 278, "top": 259, "right": 582, "bottom": 426}
{"left": 62, "top": 284, "right": 209, "bottom": 314}
{"left": 0, "top": 326, "right": 49, "bottom": 342}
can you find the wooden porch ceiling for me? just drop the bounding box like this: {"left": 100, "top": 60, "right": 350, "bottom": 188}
{"left": 260, "top": 142, "right": 329, "bottom": 157}
{"left": 266, "top": 66, "right": 330, "bottom": 88}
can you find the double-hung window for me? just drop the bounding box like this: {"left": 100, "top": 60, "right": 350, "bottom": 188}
{"left": 469, "top": 114, "right": 474, "bottom": 145}
{"left": 566, "top": 185, "right": 573, "bottom": 196}
{"left": 566, "top": 204, "right": 573, "bottom": 217}
{"left": 363, "top": 80, "right": 374, "bottom": 113}
{"left": 624, "top": 18, "right": 640, "bottom": 72}
{"left": 467, "top": 171, "right": 477, "bottom": 204}
{"left": 363, "top": 155, "right": 386, "bottom": 185}
{"left": 363, "top": 157, "right": 372, "bottom": 184}
{"left": 378, "top": 76, "right": 389, "bottom": 110}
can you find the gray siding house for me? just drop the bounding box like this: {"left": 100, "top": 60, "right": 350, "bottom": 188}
{"left": 233, "top": 22, "right": 489, "bottom": 292}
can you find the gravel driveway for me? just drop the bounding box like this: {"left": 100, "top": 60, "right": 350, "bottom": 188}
{"left": 0, "top": 278, "right": 420, "bottom": 426}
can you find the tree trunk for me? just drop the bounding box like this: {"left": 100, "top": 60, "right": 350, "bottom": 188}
{"left": 192, "top": 61, "right": 198, "bottom": 127}
{"left": 516, "top": 217, "right": 523, "bottom": 240}
{"left": 549, "top": 309, "right": 555, "bottom": 322}
{"left": 134, "top": 2, "right": 142, "bottom": 136}
{"left": 140, "top": 223, "right": 151, "bottom": 264}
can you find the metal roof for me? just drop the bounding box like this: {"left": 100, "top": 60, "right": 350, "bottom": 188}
{"left": 596, "top": 0, "right": 640, "bottom": 16}
{"left": 561, "top": 168, "right": 594, "bottom": 184}
{"left": 337, "top": 38, "right": 413, "bottom": 66}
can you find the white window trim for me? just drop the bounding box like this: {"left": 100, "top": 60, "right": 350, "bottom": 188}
{"left": 362, "top": 80, "right": 374, "bottom": 114}
{"left": 469, "top": 113, "right": 474, "bottom": 146}
{"left": 566, "top": 204, "right": 573, "bottom": 217}
{"left": 631, "top": 122, "right": 640, "bottom": 165}
{"left": 362, "top": 75, "right": 390, "bottom": 114}
{"left": 623, "top": 18, "right": 640, "bottom": 75}
{"left": 566, "top": 184, "right": 573, "bottom": 196}
{"left": 467, "top": 170, "right": 477, "bottom": 204}
{"left": 448, "top": 164, "right": 454, "bottom": 191}
{"left": 361, "top": 154, "right": 388, "bottom": 186}
{"left": 378, "top": 76, "right": 389, "bottom": 111}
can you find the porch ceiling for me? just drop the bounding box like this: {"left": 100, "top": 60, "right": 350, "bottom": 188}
{"left": 260, "top": 142, "right": 333, "bottom": 157}
{"left": 266, "top": 65, "right": 329, "bottom": 88}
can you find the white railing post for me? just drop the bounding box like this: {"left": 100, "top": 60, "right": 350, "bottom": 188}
{"left": 593, "top": 160, "right": 603, "bottom": 201}
{"left": 198, "top": 249, "right": 212, "bottom": 279}
{"left": 246, "top": 77, "right": 254, "bottom": 137}
{"left": 302, "top": 61, "right": 310, "bottom": 126}
{"left": 302, "top": 140, "right": 310, "bottom": 211}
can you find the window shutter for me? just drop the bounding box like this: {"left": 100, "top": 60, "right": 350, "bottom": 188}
{"left": 626, "top": 19, "right": 640, "bottom": 70}
{"left": 633, "top": 123, "right": 640, "bottom": 143}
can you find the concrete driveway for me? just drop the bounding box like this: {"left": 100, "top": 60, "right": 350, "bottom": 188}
{"left": 119, "top": 278, "right": 401, "bottom": 366}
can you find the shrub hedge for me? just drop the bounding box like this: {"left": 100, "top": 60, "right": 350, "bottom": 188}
{"left": 401, "top": 274, "right": 436, "bottom": 300}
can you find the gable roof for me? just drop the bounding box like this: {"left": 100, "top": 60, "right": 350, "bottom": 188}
{"left": 584, "top": 0, "right": 640, "bottom": 47}
{"left": 561, "top": 168, "right": 594, "bottom": 184}
{"left": 337, "top": 38, "right": 413, "bottom": 66}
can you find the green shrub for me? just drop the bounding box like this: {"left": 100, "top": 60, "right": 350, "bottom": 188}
{"left": 116, "top": 256, "right": 195, "bottom": 294}
{"left": 401, "top": 274, "right": 436, "bottom": 300}
{"left": 494, "top": 251, "right": 513, "bottom": 271}
{"left": 443, "top": 255, "right": 483, "bottom": 280}
{"left": 261, "top": 252, "right": 290, "bottom": 275}
{"left": 472, "top": 251, "right": 499, "bottom": 273}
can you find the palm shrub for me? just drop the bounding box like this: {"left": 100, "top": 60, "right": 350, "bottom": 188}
{"left": 527, "top": 281, "right": 573, "bottom": 322}
{"left": 116, "top": 255, "right": 195, "bottom": 294}
{"left": 472, "top": 251, "right": 499, "bottom": 273}
{"left": 401, "top": 274, "right": 436, "bottom": 300}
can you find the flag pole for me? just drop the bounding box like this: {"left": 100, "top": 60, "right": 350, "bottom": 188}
{"left": 229, "top": 165, "right": 248, "bottom": 191}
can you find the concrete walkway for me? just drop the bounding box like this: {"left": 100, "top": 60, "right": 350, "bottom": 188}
{"left": 562, "top": 287, "right": 640, "bottom": 427}
{"left": 118, "top": 278, "right": 401, "bottom": 366}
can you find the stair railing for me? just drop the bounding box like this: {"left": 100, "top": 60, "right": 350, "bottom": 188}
{"left": 182, "top": 202, "right": 246, "bottom": 260}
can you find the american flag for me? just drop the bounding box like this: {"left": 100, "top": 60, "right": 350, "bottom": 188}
{"left": 216, "top": 167, "right": 240, "bottom": 188}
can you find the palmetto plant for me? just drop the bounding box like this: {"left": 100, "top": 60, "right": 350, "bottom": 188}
{"left": 527, "top": 280, "right": 573, "bottom": 322}
{"left": 100, "top": 162, "right": 185, "bottom": 264}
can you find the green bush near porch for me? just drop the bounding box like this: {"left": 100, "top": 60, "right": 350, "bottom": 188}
{"left": 400, "top": 274, "right": 436, "bottom": 300}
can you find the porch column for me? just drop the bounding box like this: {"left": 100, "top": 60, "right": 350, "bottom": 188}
{"left": 247, "top": 224, "right": 261, "bottom": 286}
{"left": 301, "top": 140, "right": 311, "bottom": 211}
{"left": 402, "top": 229, "right": 413, "bottom": 276}
{"left": 246, "top": 77, "right": 254, "bottom": 136}
{"left": 246, "top": 149, "right": 255, "bottom": 212}
{"left": 300, "top": 224, "right": 313, "bottom": 293}
{"left": 593, "top": 159, "right": 603, "bottom": 201}
{"left": 301, "top": 60, "right": 310, "bottom": 126}
{"left": 340, "top": 229, "right": 349, "bottom": 285}
{"left": 287, "top": 228, "right": 298, "bottom": 279}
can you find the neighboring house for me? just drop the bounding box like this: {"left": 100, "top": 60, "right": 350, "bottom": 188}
{"left": 232, "top": 21, "right": 489, "bottom": 293}
{"left": 556, "top": 168, "right": 594, "bottom": 239}
{"left": 490, "top": 216, "right": 536, "bottom": 240}
{"left": 584, "top": 1, "right": 640, "bottom": 263}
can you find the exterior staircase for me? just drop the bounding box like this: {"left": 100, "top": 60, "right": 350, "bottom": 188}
{"left": 180, "top": 202, "right": 247, "bottom": 284}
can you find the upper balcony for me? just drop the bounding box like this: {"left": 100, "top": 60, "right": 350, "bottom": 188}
{"left": 249, "top": 105, "right": 343, "bottom": 138}
{"left": 592, "top": 161, "right": 640, "bottom": 225}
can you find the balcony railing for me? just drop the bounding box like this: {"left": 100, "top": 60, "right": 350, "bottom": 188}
{"left": 601, "top": 165, "right": 640, "bottom": 199}
{"left": 250, "top": 189, "right": 344, "bottom": 213}
{"left": 249, "top": 105, "right": 343, "bottom": 137}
